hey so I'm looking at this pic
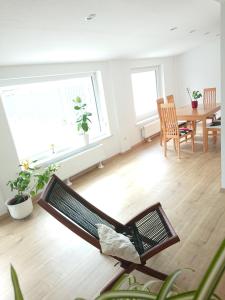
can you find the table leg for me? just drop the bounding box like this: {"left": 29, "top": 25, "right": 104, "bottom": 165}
{"left": 202, "top": 118, "right": 208, "bottom": 152}
{"left": 192, "top": 121, "right": 196, "bottom": 134}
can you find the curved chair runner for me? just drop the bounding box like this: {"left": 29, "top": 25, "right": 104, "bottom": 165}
{"left": 38, "top": 175, "right": 179, "bottom": 292}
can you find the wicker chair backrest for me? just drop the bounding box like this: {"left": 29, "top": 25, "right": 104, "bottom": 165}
{"left": 44, "top": 177, "right": 115, "bottom": 239}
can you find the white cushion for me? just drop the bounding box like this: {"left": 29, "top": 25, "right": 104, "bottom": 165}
{"left": 96, "top": 224, "right": 141, "bottom": 264}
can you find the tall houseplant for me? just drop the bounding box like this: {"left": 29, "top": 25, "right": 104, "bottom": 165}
{"left": 6, "top": 161, "right": 58, "bottom": 219}
{"left": 73, "top": 96, "right": 92, "bottom": 145}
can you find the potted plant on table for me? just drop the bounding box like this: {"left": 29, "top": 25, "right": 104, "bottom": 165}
{"left": 6, "top": 160, "right": 58, "bottom": 219}
{"left": 187, "top": 88, "right": 202, "bottom": 109}
{"left": 192, "top": 90, "right": 202, "bottom": 108}
{"left": 73, "top": 96, "right": 92, "bottom": 145}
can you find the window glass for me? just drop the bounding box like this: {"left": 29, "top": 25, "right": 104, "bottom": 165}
{"left": 131, "top": 68, "right": 159, "bottom": 122}
{"left": 1, "top": 73, "right": 109, "bottom": 162}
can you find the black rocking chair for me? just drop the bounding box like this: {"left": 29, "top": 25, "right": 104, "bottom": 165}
{"left": 38, "top": 175, "right": 179, "bottom": 292}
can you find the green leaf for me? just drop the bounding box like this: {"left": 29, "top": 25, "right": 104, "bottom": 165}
{"left": 167, "top": 291, "right": 220, "bottom": 299}
{"left": 30, "top": 191, "right": 36, "bottom": 197}
{"left": 81, "top": 122, "right": 89, "bottom": 132}
{"left": 10, "top": 265, "right": 24, "bottom": 300}
{"left": 157, "top": 270, "right": 182, "bottom": 300}
{"left": 96, "top": 290, "right": 157, "bottom": 300}
{"left": 110, "top": 274, "right": 130, "bottom": 291}
{"left": 75, "top": 96, "right": 82, "bottom": 103}
{"left": 194, "top": 239, "right": 225, "bottom": 300}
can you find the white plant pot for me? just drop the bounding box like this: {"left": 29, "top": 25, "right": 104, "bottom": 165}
{"left": 83, "top": 134, "right": 89, "bottom": 145}
{"left": 6, "top": 197, "right": 33, "bottom": 219}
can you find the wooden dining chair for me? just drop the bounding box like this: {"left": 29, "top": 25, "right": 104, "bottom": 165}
{"left": 203, "top": 88, "right": 217, "bottom": 121}
{"left": 161, "top": 104, "right": 195, "bottom": 159}
{"left": 166, "top": 95, "right": 174, "bottom": 104}
{"left": 156, "top": 98, "right": 164, "bottom": 146}
{"left": 166, "top": 94, "right": 190, "bottom": 133}
{"left": 206, "top": 119, "right": 221, "bottom": 148}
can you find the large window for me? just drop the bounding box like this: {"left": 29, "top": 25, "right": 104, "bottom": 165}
{"left": 131, "top": 67, "right": 160, "bottom": 122}
{"left": 1, "top": 72, "right": 109, "bottom": 163}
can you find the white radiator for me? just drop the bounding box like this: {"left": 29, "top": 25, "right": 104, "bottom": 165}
{"left": 141, "top": 120, "right": 160, "bottom": 139}
{"left": 56, "top": 144, "right": 105, "bottom": 180}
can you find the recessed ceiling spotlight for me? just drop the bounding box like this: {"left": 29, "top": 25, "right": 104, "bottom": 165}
{"left": 189, "top": 29, "right": 196, "bottom": 34}
{"left": 170, "top": 26, "right": 178, "bottom": 31}
{"left": 204, "top": 32, "right": 210, "bottom": 35}
{"left": 85, "top": 13, "right": 96, "bottom": 21}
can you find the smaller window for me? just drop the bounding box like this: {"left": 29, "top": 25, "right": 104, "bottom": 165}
{"left": 131, "top": 67, "right": 160, "bottom": 122}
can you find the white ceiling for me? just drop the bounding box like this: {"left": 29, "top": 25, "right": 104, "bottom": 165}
{"left": 0, "top": 0, "right": 220, "bottom": 66}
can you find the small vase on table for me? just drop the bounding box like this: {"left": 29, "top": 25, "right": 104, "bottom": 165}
{"left": 192, "top": 100, "right": 198, "bottom": 109}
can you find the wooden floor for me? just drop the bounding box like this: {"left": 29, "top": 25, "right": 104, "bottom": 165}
{"left": 1, "top": 134, "right": 225, "bottom": 299}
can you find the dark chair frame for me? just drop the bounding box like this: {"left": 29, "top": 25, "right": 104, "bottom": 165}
{"left": 38, "top": 175, "right": 179, "bottom": 293}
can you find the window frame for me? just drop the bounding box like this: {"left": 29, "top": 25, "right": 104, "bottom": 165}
{"left": 131, "top": 65, "right": 162, "bottom": 123}
{"left": 0, "top": 71, "right": 110, "bottom": 165}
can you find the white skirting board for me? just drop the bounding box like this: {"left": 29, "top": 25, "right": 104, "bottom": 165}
{"left": 56, "top": 144, "right": 105, "bottom": 181}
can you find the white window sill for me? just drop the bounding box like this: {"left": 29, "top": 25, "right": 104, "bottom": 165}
{"left": 136, "top": 115, "right": 159, "bottom": 127}
{"left": 33, "top": 133, "right": 112, "bottom": 168}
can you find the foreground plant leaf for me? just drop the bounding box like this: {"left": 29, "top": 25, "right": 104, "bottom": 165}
{"left": 168, "top": 291, "right": 221, "bottom": 300}
{"left": 193, "top": 239, "right": 225, "bottom": 300}
{"left": 157, "top": 269, "right": 182, "bottom": 300}
{"left": 96, "top": 290, "right": 157, "bottom": 300}
{"left": 10, "top": 265, "right": 24, "bottom": 300}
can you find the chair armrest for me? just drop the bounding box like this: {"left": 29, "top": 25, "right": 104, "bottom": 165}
{"left": 139, "top": 235, "right": 180, "bottom": 263}
{"left": 125, "top": 202, "right": 180, "bottom": 262}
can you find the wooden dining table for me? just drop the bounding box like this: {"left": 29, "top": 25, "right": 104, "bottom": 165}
{"left": 176, "top": 103, "right": 221, "bottom": 152}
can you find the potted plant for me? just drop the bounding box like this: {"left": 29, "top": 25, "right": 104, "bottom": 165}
{"left": 73, "top": 96, "right": 92, "bottom": 145}
{"left": 192, "top": 90, "right": 202, "bottom": 108}
{"left": 6, "top": 160, "right": 58, "bottom": 219}
{"left": 187, "top": 88, "right": 202, "bottom": 109}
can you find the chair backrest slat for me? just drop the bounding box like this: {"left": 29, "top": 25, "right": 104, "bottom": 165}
{"left": 160, "top": 103, "right": 179, "bottom": 137}
{"left": 156, "top": 98, "right": 164, "bottom": 123}
{"left": 203, "top": 88, "right": 216, "bottom": 107}
{"left": 166, "top": 95, "right": 175, "bottom": 104}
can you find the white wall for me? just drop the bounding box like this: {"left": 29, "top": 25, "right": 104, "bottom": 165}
{"left": 0, "top": 97, "right": 20, "bottom": 214}
{"left": 108, "top": 57, "right": 176, "bottom": 146}
{"left": 174, "top": 39, "right": 221, "bottom": 106}
{"left": 0, "top": 188, "right": 6, "bottom": 213}
{"left": 0, "top": 57, "right": 175, "bottom": 215}
{"left": 221, "top": 1, "right": 225, "bottom": 188}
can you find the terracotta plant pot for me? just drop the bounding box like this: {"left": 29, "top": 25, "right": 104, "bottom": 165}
{"left": 192, "top": 100, "right": 198, "bottom": 109}
{"left": 6, "top": 196, "right": 33, "bottom": 219}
